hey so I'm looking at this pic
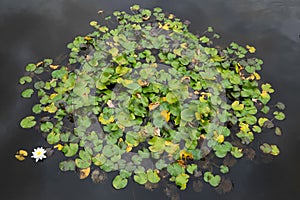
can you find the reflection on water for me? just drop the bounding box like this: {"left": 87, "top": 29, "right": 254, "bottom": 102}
{"left": 1, "top": 0, "right": 299, "bottom": 200}
{"left": 225, "top": 0, "right": 300, "bottom": 42}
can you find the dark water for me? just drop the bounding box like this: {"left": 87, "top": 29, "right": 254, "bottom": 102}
{"left": 1, "top": 0, "right": 299, "bottom": 199}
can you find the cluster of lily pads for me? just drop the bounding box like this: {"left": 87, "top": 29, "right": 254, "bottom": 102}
{"left": 18, "top": 5, "right": 285, "bottom": 192}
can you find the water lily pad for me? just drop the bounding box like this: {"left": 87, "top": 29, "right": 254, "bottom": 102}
{"left": 20, "top": 116, "right": 36, "bottom": 128}
{"left": 230, "top": 147, "right": 243, "bottom": 158}
{"left": 273, "top": 111, "right": 285, "bottom": 120}
{"left": 62, "top": 143, "right": 78, "bottom": 157}
{"left": 59, "top": 160, "right": 76, "bottom": 171}
{"left": 231, "top": 101, "right": 244, "bottom": 111}
{"left": 220, "top": 165, "right": 229, "bottom": 174}
{"left": 187, "top": 164, "right": 197, "bottom": 174}
{"left": 275, "top": 102, "right": 285, "bottom": 110}
{"left": 134, "top": 172, "right": 147, "bottom": 185}
{"left": 167, "top": 163, "right": 185, "bottom": 177}
{"left": 275, "top": 127, "right": 282, "bottom": 136}
{"left": 204, "top": 172, "right": 221, "bottom": 187}
{"left": 21, "top": 89, "right": 34, "bottom": 98}
{"left": 147, "top": 169, "right": 160, "bottom": 184}
{"left": 175, "top": 173, "right": 189, "bottom": 190}
{"left": 32, "top": 104, "right": 43, "bottom": 114}
{"left": 47, "top": 132, "right": 60, "bottom": 144}
{"left": 79, "top": 167, "right": 91, "bottom": 179}
{"left": 75, "top": 158, "right": 91, "bottom": 169}
{"left": 19, "top": 76, "right": 32, "bottom": 85}
{"left": 25, "top": 63, "right": 36, "bottom": 72}
{"left": 112, "top": 175, "right": 128, "bottom": 189}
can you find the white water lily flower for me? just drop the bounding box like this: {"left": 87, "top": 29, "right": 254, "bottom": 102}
{"left": 31, "top": 147, "right": 47, "bottom": 162}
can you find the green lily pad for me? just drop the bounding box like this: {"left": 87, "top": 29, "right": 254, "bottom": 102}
{"left": 230, "top": 147, "right": 243, "bottom": 158}
{"left": 75, "top": 158, "right": 91, "bottom": 169}
{"left": 32, "top": 104, "right": 43, "bottom": 114}
{"left": 204, "top": 172, "right": 221, "bottom": 187}
{"left": 25, "top": 63, "right": 36, "bottom": 72}
{"left": 19, "top": 76, "right": 32, "bottom": 85}
{"left": 112, "top": 175, "right": 128, "bottom": 189}
{"left": 47, "top": 131, "right": 60, "bottom": 144}
{"left": 273, "top": 111, "right": 285, "bottom": 120}
{"left": 134, "top": 172, "right": 147, "bottom": 185}
{"left": 220, "top": 165, "right": 229, "bottom": 174}
{"left": 175, "top": 173, "right": 190, "bottom": 190}
{"left": 167, "top": 163, "right": 185, "bottom": 177}
{"left": 231, "top": 101, "right": 244, "bottom": 111}
{"left": 20, "top": 116, "right": 36, "bottom": 128}
{"left": 21, "top": 89, "right": 34, "bottom": 98}
{"left": 146, "top": 169, "right": 160, "bottom": 184}
{"left": 186, "top": 164, "right": 197, "bottom": 174}
{"left": 62, "top": 143, "right": 78, "bottom": 157}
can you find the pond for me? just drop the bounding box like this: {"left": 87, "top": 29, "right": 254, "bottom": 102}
{"left": 1, "top": 0, "right": 300, "bottom": 199}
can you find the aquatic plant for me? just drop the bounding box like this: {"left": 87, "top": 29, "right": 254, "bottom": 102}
{"left": 17, "top": 5, "right": 285, "bottom": 192}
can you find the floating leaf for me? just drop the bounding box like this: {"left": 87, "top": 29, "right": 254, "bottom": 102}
{"left": 130, "top": 4, "right": 140, "bottom": 11}
{"left": 231, "top": 147, "right": 243, "bottom": 158}
{"left": 161, "top": 110, "right": 170, "bottom": 122}
{"left": 260, "top": 143, "right": 272, "bottom": 154}
{"left": 258, "top": 117, "right": 268, "bottom": 127}
{"left": 261, "top": 83, "right": 274, "bottom": 93}
{"left": 79, "top": 167, "right": 91, "bottom": 179}
{"left": 47, "top": 132, "right": 60, "bottom": 144}
{"left": 109, "top": 47, "right": 119, "bottom": 57}
{"left": 167, "top": 163, "right": 185, "bottom": 177}
{"left": 32, "top": 104, "right": 43, "bottom": 114}
{"left": 20, "top": 116, "right": 36, "bottom": 128}
{"left": 62, "top": 143, "right": 78, "bottom": 157}
{"left": 148, "top": 102, "right": 160, "bottom": 111}
{"left": 270, "top": 144, "right": 280, "bottom": 156}
{"left": 220, "top": 165, "right": 229, "bottom": 174}
{"left": 260, "top": 143, "right": 280, "bottom": 156}
{"left": 148, "top": 136, "right": 165, "bottom": 152}
{"left": 147, "top": 169, "right": 160, "bottom": 184}
{"left": 21, "top": 89, "right": 34, "bottom": 98}
{"left": 15, "top": 149, "right": 28, "bottom": 161}
{"left": 134, "top": 172, "right": 147, "bottom": 185}
{"left": 89, "top": 21, "right": 98, "bottom": 26}
{"left": 246, "top": 45, "right": 256, "bottom": 53}
{"left": 186, "top": 164, "right": 197, "bottom": 174}
{"left": 43, "top": 102, "right": 57, "bottom": 113}
{"left": 59, "top": 160, "right": 76, "bottom": 171}
{"left": 15, "top": 154, "right": 26, "bottom": 161}
{"left": 252, "top": 125, "right": 262, "bottom": 133}
{"left": 19, "top": 76, "right": 32, "bottom": 85}
{"left": 273, "top": 111, "right": 285, "bottom": 120}
{"left": 181, "top": 109, "right": 194, "bottom": 122}
{"left": 166, "top": 92, "right": 177, "bottom": 104}
{"left": 92, "top": 154, "right": 107, "bottom": 166}
{"left": 231, "top": 101, "right": 244, "bottom": 111}
{"left": 75, "top": 158, "right": 91, "bottom": 169}
{"left": 112, "top": 175, "right": 128, "bottom": 189}
{"left": 275, "top": 102, "right": 285, "bottom": 110}
{"left": 25, "top": 63, "right": 36, "bottom": 72}
{"left": 204, "top": 172, "right": 221, "bottom": 187}
{"left": 275, "top": 127, "right": 282, "bottom": 136}
{"left": 175, "top": 173, "right": 189, "bottom": 190}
